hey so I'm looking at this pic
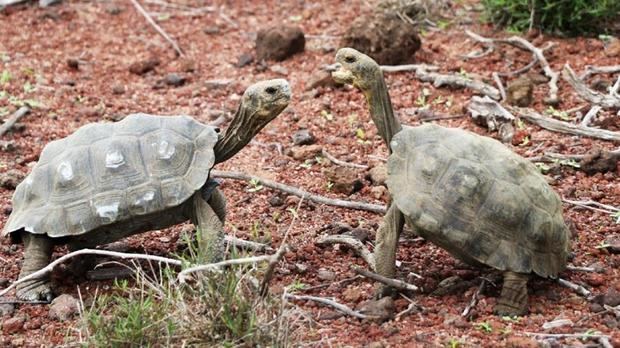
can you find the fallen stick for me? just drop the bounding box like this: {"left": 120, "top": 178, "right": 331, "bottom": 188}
{"left": 581, "top": 105, "right": 602, "bottom": 127}
{"left": 557, "top": 278, "right": 591, "bottom": 298}
{"left": 562, "top": 199, "right": 619, "bottom": 215}
{"left": 579, "top": 65, "right": 620, "bottom": 80}
{"left": 285, "top": 294, "right": 376, "bottom": 320}
{"left": 395, "top": 294, "right": 419, "bottom": 320}
{"left": 513, "top": 107, "right": 620, "bottom": 142}
{"left": 498, "top": 55, "right": 538, "bottom": 77}
{"left": 462, "top": 279, "right": 486, "bottom": 317}
{"left": 211, "top": 170, "right": 387, "bottom": 214}
{"left": 316, "top": 234, "right": 376, "bottom": 270}
{"left": 492, "top": 72, "right": 506, "bottom": 101}
{"left": 415, "top": 68, "right": 501, "bottom": 100}
{"left": 527, "top": 148, "right": 620, "bottom": 163}
{"left": 130, "top": 0, "right": 185, "bottom": 57}
{"left": 322, "top": 149, "right": 368, "bottom": 169}
{"left": 178, "top": 254, "right": 279, "bottom": 282}
{"left": 599, "top": 337, "right": 614, "bottom": 348}
{"left": 351, "top": 265, "right": 419, "bottom": 292}
{"left": 0, "top": 249, "right": 182, "bottom": 299}
{"left": 0, "top": 106, "right": 30, "bottom": 138}
{"left": 380, "top": 64, "right": 439, "bottom": 73}
{"left": 565, "top": 265, "right": 602, "bottom": 273}
{"left": 524, "top": 332, "right": 610, "bottom": 339}
{"left": 562, "top": 64, "right": 620, "bottom": 109}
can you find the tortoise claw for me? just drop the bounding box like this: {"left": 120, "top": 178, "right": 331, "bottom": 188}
{"left": 16, "top": 279, "right": 54, "bottom": 303}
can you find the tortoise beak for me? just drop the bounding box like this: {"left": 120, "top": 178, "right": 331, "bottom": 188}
{"left": 331, "top": 65, "right": 354, "bottom": 85}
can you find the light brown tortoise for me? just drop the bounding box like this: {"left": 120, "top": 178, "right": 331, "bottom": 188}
{"left": 332, "top": 48, "right": 570, "bottom": 316}
{"left": 2, "top": 79, "right": 291, "bottom": 302}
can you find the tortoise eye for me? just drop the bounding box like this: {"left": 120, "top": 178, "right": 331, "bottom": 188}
{"left": 265, "top": 87, "right": 277, "bottom": 95}
{"left": 345, "top": 56, "right": 356, "bottom": 63}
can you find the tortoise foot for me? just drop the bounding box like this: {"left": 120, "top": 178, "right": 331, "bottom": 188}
{"left": 493, "top": 302, "right": 527, "bottom": 317}
{"left": 16, "top": 279, "right": 53, "bottom": 303}
{"left": 373, "top": 284, "right": 399, "bottom": 300}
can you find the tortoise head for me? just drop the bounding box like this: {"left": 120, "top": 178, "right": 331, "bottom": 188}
{"left": 332, "top": 48, "right": 381, "bottom": 93}
{"left": 213, "top": 79, "right": 291, "bottom": 163}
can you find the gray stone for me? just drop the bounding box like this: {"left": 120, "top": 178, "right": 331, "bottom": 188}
{"left": 368, "top": 164, "right": 388, "bottom": 186}
{"left": 48, "top": 294, "right": 80, "bottom": 321}
{"left": 164, "top": 73, "right": 186, "bottom": 87}
{"left": 358, "top": 297, "right": 395, "bottom": 322}
{"left": 256, "top": 26, "right": 305, "bottom": 61}
{"left": 291, "top": 129, "right": 315, "bottom": 145}
{"left": 236, "top": 53, "right": 254, "bottom": 67}
{"left": 317, "top": 268, "right": 336, "bottom": 281}
{"left": 323, "top": 165, "right": 363, "bottom": 195}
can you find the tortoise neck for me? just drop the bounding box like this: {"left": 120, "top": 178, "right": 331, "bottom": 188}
{"left": 364, "top": 70, "right": 402, "bottom": 152}
{"left": 213, "top": 104, "right": 259, "bottom": 164}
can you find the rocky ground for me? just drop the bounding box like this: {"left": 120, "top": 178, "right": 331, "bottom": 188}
{"left": 1, "top": 0, "right": 619, "bottom": 346}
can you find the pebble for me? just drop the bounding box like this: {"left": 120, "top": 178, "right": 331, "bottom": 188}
{"left": 129, "top": 58, "right": 160, "bottom": 75}
{"left": 317, "top": 268, "right": 336, "bottom": 281}
{"left": 346, "top": 227, "right": 370, "bottom": 243}
{"left": 291, "top": 129, "right": 315, "bottom": 145}
{"left": 267, "top": 194, "right": 284, "bottom": 207}
{"left": 286, "top": 144, "right": 323, "bottom": 160}
{"left": 203, "top": 26, "right": 220, "bottom": 35}
{"left": 323, "top": 165, "right": 363, "bottom": 195}
{"left": 48, "top": 294, "right": 80, "bottom": 321}
{"left": 294, "top": 263, "right": 308, "bottom": 274}
{"left": 504, "top": 337, "right": 539, "bottom": 348}
{"left": 111, "top": 84, "right": 125, "bottom": 95}
{"left": 236, "top": 53, "right": 254, "bottom": 68}
{"left": 368, "top": 164, "right": 388, "bottom": 186}
{"left": 342, "top": 286, "right": 363, "bottom": 302}
{"left": 0, "top": 303, "right": 15, "bottom": 317}
{"left": 66, "top": 58, "right": 79, "bottom": 70}
{"left": 164, "top": 73, "right": 186, "bottom": 87}
{"left": 269, "top": 64, "right": 289, "bottom": 75}
{"left": 1, "top": 316, "right": 25, "bottom": 334}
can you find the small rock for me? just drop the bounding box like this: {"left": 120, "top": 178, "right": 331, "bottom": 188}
{"left": 101, "top": 241, "right": 131, "bottom": 252}
{"left": 305, "top": 70, "right": 339, "bottom": 91}
{"left": 0, "top": 169, "right": 25, "bottom": 189}
{"left": 443, "top": 314, "right": 470, "bottom": 329}
{"left": 129, "top": 58, "right": 160, "bottom": 75}
{"left": 256, "top": 25, "right": 305, "bottom": 61}
{"left": 605, "top": 38, "right": 620, "bottom": 57}
{"left": 164, "top": 73, "right": 186, "bottom": 87}
{"left": 358, "top": 297, "right": 395, "bottom": 323}
{"left": 499, "top": 122, "right": 515, "bottom": 144}
{"left": 589, "top": 302, "right": 605, "bottom": 313}
{"left": 368, "top": 164, "right": 388, "bottom": 186}
{"left": 203, "top": 26, "right": 220, "bottom": 35}
{"left": 269, "top": 64, "right": 289, "bottom": 75}
{"left": 66, "top": 58, "right": 79, "bottom": 70}
{"left": 236, "top": 53, "right": 254, "bottom": 67}
{"left": 0, "top": 140, "right": 17, "bottom": 152}
{"left": 346, "top": 227, "right": 370, "bottom": 243}
{"left": 585, "top": 273, "right": 605, "bottom": 287}
{"left": 294, "top": 263, "right": 308, "bottom": 274}
{"left": 111, "top": 84, "right": 125, "bottom": 95}
{"left": 317, "top": 310, "right": 344, "bottom": 320}
{"left": 205, "top": 79, "right": 233, "bottom": 90}
{"left": 317, "top": 268, "right": 336, "bottom": 281}
{"left": 105, "top": 5, "right": 122, "bottom": 15}
{"left": 286, "top": 144, "right": 323, "bottom": 160}
{"left": 506, "top": 76, "right": 534, "bottom": 107}
{"left": 291, "top": 129, "right": 315, "bottom": 145}
{"left": 321, "top": 222, "right": 353, "bottom": 235}
{"left": 49, "top": 294, "right": 80, "bottom": 321}
{"left": 323, "top": 166, "right": 363, "bottom": 195}
{"left": 343, "top": 286, "right": 363, "bottom": 302}
{"left": 39, "top": 0, "right": 60, "bottom": 7}
{"left": 2, "top": 316, "right": 25, "bottom": 334}
{"left": 370, "top": 186, "right": 387, "bottom": 200}
{"left": 505, "top": 336, "right": 539, "bottom": 348}
{"left": 580, "top": 148, "right": 620, "bottom": 175}
{"left": 366, "top": 341, "right": 384, "bottom": 348}
{"left": 268, "top": 194, "right": 284, "bottom": 207}
{"left": 595, "top": 288, "right": 620, "bottom": 307}
{"left": 0, "top": 303, "right": 15, "bottom": 317}
{"left": 179, "top": 58, "right": 196, "bottom": 73}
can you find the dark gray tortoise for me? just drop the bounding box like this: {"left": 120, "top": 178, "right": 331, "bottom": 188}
{"left": 2, "top": 79, "right": 291, "bottom": 302}
{"left": 332, "top": 48, "right": 571, "bottom": 316}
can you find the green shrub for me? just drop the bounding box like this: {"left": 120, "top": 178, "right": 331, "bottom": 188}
{"left": 482, "top": 0, "right": 620, "bottom": 36}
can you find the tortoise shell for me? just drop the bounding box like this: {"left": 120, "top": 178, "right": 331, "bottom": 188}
{"left": 2, "top": 113, "right": 219, "bottom": 238}
{"left": 386, "top": 124, "right": 570, "bottom": 278}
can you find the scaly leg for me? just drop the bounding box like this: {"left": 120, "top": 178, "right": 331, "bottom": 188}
{"left": 67, "top": 240, "right": 97, "bottom": 278}
{"left": 16, "top": 233, "right": 54, "bottom": 302}
{"left": 374, "top": 204, "right": 405, "bottom": 296}
{"left": 191, "top": 190, "right": 225, "bottom": 263}
{"left": 494, "top": 271, "right": 529, "bottom": 316}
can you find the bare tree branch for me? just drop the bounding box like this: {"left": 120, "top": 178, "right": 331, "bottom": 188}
{"left": 351, "top": 265, "right": 419, "bottom": 292}
{"left": 0, "top": 107, "right": 30, "bottom": 138}
{"left": 130, "top": 0, "right": 185, "bottom": 57}
{"left": 285, "top": 294, "right": 377, "bottom": 320}
{"left": 316, "top": 234, "right": 376, "bottom": 270}
{"left": 562, "top": 64, "right": 620, "bottom": 109}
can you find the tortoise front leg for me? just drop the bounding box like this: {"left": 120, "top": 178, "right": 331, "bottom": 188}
{"left": 494, "top": 271, "right": 529, "bottom": 316}
{"left": 190, "top": 189, "right": 226, "bottom": 263}
{"left": 16, "top": 233, "right": 54, "bottom": 302}
{"left": 374, "top": 204, "right": 405, "bottom": 296}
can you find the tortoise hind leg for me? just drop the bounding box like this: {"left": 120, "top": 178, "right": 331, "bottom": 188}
{"left": 494, "top": 271, "right": 529, "bottom": 316}
{"left": 16, "top": 233, "right": 54, "bottom": 302}
{"left": 190, "top": 189, "right": 226, "bottom": 263}
{"left": 374, "top": 204, "right": 405, "bottom": 297}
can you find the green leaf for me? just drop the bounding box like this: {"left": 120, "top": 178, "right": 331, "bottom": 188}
{"left": 0, "top": 70, "right": 11, "bottom": 84}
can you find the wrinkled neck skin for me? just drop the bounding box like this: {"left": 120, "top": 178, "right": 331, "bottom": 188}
{"left": 363, "top": 70, "right": 402, "bottom": 153}
{"left": 213, "top": 103, "right": 266, "bottom": 164}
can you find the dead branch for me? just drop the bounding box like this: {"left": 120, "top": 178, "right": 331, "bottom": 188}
{"left": 557, "top": 278, "right": 591, "bottom": 298}
{"left": 610, "top": 75, "right": 620, "bottom": 97}
{"left": 499, "top": 55, "right": 539, "bottom": 77}
{"left": 579, "top": 65, "right": 620, "bottom": 80}
{"left": 467, "top": 96, "right": 515, "bottom": 131}
{"left": 581, "top": 105, "right": 602, "bottom": 127}
{"left": 415, "top": 68, "right": 501, "bottom": 100}
{"left": 562, "top": 64, "right": 620, "bottom": 109}
{"left": 395, "top": 294, "right": 420, "bottom": 320}
{"left": 316, "top": 234, "right": 376, "bottom": 270}
{"left": 285, "top": 294, "right": 376, "bottom": 320}
{"left": 566, "top": 265, "right": 601, "bottom": 273}
{"left": 0, "top": 106, "right": 30, "bottom": 138}
{"left": 524, "top": 332, "right": 610, "bottom": 339}
{"left": 599, "top": 337, "right": 614, "bottom": 348}
{"left": 0, "top": 249, "right": 182, "bottom": 298}
{"left": 492, "top": 72, "right": 506, "bottom": 101}
{"left": 562, "top": 199, "right": 619, "bottom": 215}
{"left": 130, "top": 0, "right": 185, "bottom": 57}
{"left": 462, "top": 279, "right": 486, "bottom": 317}
{"left": 414, "top": 108, "right": 466, "bottom": 122}
{"left": 465, "top": 30, "right": 559, "bottom": 103}
{"left": 527, "top": 148, "right": 620, "bottom": 163}
{"left": 178, "top": 254, "right": 282, "bottom": 281}
{"left": 351, "top": 265, "right": 419, "bottom": 292}
{"left": 513, "top": 106, "right": 620, "bottom": 142}
{"left": 380, "top": 64, "right": 439, "bottom": 73}
{"left": 211, "top": 170, "right": 387, "bottom": 214}
{"left": 322, "top": 149, "right": 368, "bottom": 169}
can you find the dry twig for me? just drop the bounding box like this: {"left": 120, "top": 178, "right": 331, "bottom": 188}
{"left": 0, "top": 106, "right": 30, "bottom": 138}
{"left": 415, "top": 68, "right": 501, "bottom": 100}
{"left": 557, "top": 278, "right": 591, "bottom": 298}
{"left": 130, "top": 0, "right": 185, "bottom": 57}
{"left": 285, "top": 294, "right": 376, "bottom": 320}
{"left": 211, "top": 170, "right": 386, "bottom": 214}
{"left": 524, "top": 332, "right": 610, "bottom": 339}
{"left": 562, "top": 64, "right": 620, "bottom": 109}
{"left": 322, "top": 149, "right": 368, "bottom": 169}
{"left": 316, "top": 234, "right": 376, "bottom": 270}
{"left": 462, "top": 279, "right": 486, "bottom": 317}
{"left": 351, "top": 265, "right": 419, "bottom": 292}
{"left": 579, "top": 65, "right": 620, "bottom": 80}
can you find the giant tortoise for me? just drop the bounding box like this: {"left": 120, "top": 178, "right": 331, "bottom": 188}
{"left": 332, "top": 48, "right": 570, "bottom": 316}
{"left": 2, "top": 79, "right": 291, "bottom": 302}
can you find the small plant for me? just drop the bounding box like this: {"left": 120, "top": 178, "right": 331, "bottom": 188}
{"left": 321, "top": 109, "right": 333, "bottom": 121}
{"left": 534, "top": 162, "right": 551, "bottom": 173}
{"left": 415, "top": 88, "right": 431, "bottom": 108}
{"left": 326, "top": 181, "right": 334, "bottom": 191}
{"left": 519, "top": 135, "right": 530, "bottom": 146}
{"left": 0, "top": 70, "right": 11, "bottom": 84}
{"left": 247, "top": 178, "right": 264, "bottom": 192}
{"left": 482, "top": 0, "right": 620, "bottom": 36}
{"left": 355, "top": 127, "right": 366, "bottom": 140}
{"left": 476, "top": 321, "right": 493, "bottom": 333}
{"left": 447, "top": 338, "right": 462, "bottom": 348}
{"left": 288, "top": 278, "right": 307, "bottom": 292}
{"left": 545, "top": 106, "right": 570, "bottom": 121}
